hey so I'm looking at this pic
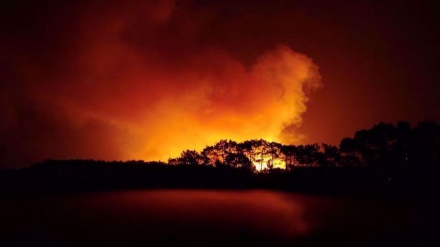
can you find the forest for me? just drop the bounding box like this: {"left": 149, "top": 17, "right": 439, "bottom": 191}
{"left": 169, "top": 121, "right": 440, "bottom": 170}
{"left": 1, "top": 121, "right": 440, "bottom": 196}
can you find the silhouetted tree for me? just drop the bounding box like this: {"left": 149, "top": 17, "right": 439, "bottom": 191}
{"left": 177, "top": 150, "right": 207, "bottom": 165}
{"left": 238, "top": 140, "right": 258, "bottom": 167}
{"left": 410, "top": 121, "right": 440, "bottom": 167}
{"left": 168, "top": 120, "right": 440, "bottom": 171}
{"left": 267, "top": 142, "right": 282, "bottom": 170}
{"left": 281, "top": 144, "right": 298, "bottom": 170}
{"left": 225, "top": 152, "right": 254, "bottom": 171}
{"left": 354, "top": 123, "right": 398, "bottom": 168}
{"left": 296, "top": 144, "right": 320, "bottom": 166}
{"left": 339, "top": 137, "right": 362, "bottom": 167}
{"left": 202, "top": 140, "right": 238, "bottom": 166}
{"left": 320, "top": 144, "right": 341, "bottom": 168}
{"left": 201, "top": 145, "right": 221, "bottom": 166}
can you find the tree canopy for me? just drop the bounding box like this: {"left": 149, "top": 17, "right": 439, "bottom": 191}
{"left": 168, "top": 121, "right": 440, "bottom": 171}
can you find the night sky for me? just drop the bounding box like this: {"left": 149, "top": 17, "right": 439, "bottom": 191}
{"left": 1, "top": 0, "right": 439, "bottom": 167}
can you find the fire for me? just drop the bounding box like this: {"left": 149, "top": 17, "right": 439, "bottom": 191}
{"left": 253, "top": 158, "right": 287, "bottom": 172}
{"left": 122, "top": 46, "right": 321, "bottom": 162}
{"left": 0, "top": 0, "right": 322, "bottom": 166}
{"left": 57, "top": 2, "right": 322, "bottom": 163}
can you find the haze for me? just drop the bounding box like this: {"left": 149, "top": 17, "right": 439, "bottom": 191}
{"left": 1, "top": 0, "right": 439, "bottom": 167}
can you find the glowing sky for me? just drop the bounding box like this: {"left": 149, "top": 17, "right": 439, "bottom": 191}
{"left": 1, "top": 0, "right": 439, "bottom": 167}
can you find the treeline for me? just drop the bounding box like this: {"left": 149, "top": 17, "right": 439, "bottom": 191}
{"left": 1, "top": 121, "right": 440, "bottom": 196}
{"left": 168, "top": 121, "right": 440, "bottom": 171}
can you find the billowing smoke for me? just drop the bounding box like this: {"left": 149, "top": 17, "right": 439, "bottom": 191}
{"left": 0, "top": 0, "right": 321, "bottom": 167}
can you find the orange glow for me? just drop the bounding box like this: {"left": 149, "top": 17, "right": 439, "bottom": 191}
{"left": 0, "top": 1, "right": 322, "bottom": 165}
{"left": 44, "top": 2, "right": 321, "bottom": 162}
{"left": 119, "top": 46, "right": 322, "bottom": 162}
{"left": 81, "top": 190, "right": 311, "bottom": 238}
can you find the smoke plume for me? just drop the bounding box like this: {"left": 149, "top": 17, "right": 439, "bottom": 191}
{"left": 0, "top": 0, "right": 321, "bottom": 166}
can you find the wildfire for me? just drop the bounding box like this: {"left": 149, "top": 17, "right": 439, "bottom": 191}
{"left": 253, "top": 157, "right": 287, "bottom": 172}
{"left": 0, "top": 0, "right": 322, "bottom": 166}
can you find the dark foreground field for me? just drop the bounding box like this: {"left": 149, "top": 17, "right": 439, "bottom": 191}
{"left": 0, "top": 163, "right": 440, "bottom": 246}
{"left": 1, "top": 189, "right": 439, "bottom": 247}
{"left": 1, "top": 161, "right": 440, "bottom": 246}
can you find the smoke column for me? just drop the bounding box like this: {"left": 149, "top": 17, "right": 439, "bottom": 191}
{"left": 0, "top": 0, "right": 321, "bottom": 166}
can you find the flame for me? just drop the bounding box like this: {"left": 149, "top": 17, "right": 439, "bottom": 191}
{"left": 253, "top": 158, "right": 287, "bottom": 172}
